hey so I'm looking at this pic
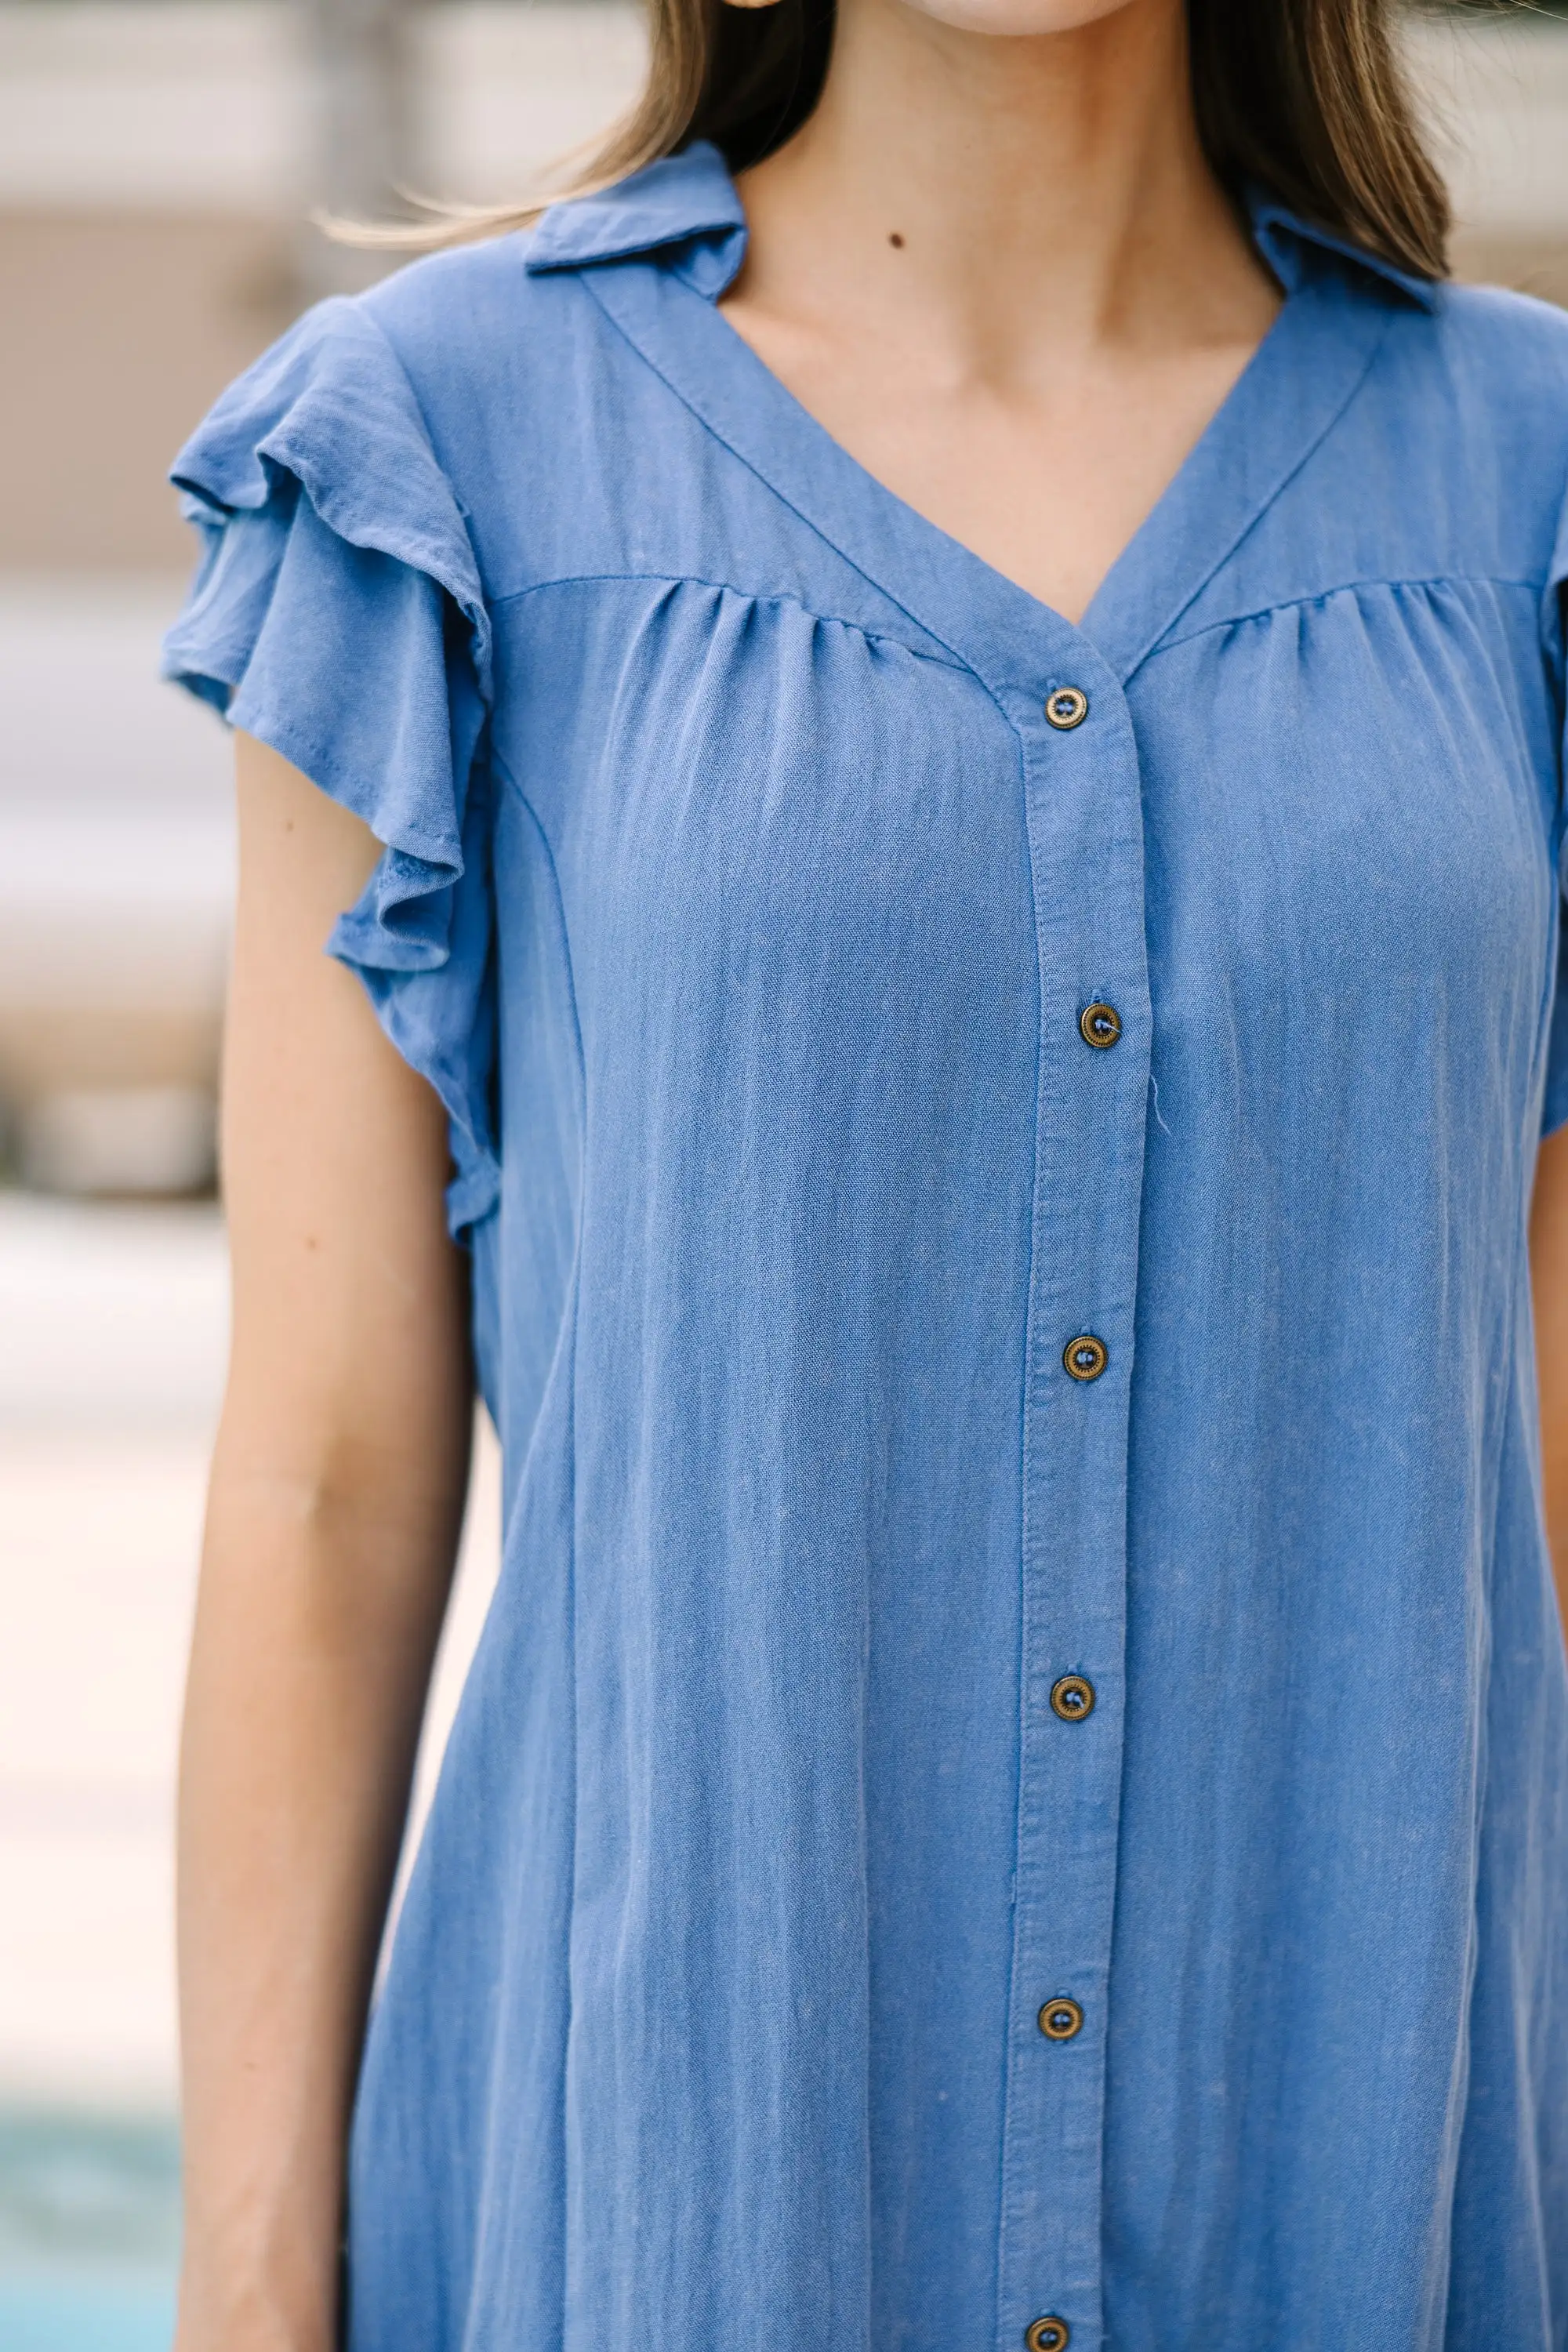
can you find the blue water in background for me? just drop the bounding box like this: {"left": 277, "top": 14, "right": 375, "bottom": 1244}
{"left": 0, "top": 2279, "right": 176, "bottom": 2352}
{"left": 0, "top": 2112, "right": 179, "bottom": 2352}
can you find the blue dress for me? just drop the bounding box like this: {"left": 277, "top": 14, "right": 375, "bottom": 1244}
{"left": 164, "top": 141, "right": 1568, "bottom": 2352}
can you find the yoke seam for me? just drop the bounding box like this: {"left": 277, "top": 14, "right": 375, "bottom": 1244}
{"left": 578, "top": 270, "right": 1011, "bottom": 685}
{"left": 485, "top": 569, "right": 970, "bottom": 673}
{"left": 485, "top": 586, "right": 1031, "bottom": 876}
{"left": 1149, "top": 572, "right": 1548, "bottom": 658}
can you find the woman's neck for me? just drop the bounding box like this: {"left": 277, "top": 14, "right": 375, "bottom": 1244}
{"left": 720, "top": 0, "right": 1279, "bottom": 620}
{"left": 732, "top": 0, "right": 1268, "bottom": 389}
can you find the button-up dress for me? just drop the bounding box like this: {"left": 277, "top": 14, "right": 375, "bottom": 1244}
{"left": 163, "top": 142, "right": 1568, "bottom": 2352}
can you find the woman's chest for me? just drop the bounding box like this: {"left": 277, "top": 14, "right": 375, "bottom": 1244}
{"left": 488, "top": 572, "right": 1558, "bottom": 1087}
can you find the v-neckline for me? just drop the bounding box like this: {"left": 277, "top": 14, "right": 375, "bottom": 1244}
{"left": 583, "top": 247, "right": 1397, "bottom": 692}
{"left": 702, "top": 281, "right": 1289, "bottom": 640}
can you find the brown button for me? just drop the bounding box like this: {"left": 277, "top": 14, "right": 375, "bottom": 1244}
{"left": 1050, "top": 1674, "right": 1096, "bottom": 1722}
{"left": 1078, "top": 1001, "right": 1121, "bottom": 1049}
{"left": 1025, "top": 2319, "right": 1070, "bottom": 2352}
{"left": 1044, "top": 687, "right": 1088, "bottom": 731}
{"left": 1038, "top": 1996, "right": 1083, "bottom": 2042}
{"left": 1063, "top": 1334, "right": 1108, "bottom": 1381}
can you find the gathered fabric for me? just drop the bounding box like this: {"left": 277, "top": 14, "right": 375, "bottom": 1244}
{"left": 165, "top": 142, "right": 1568, "bottom": 2352}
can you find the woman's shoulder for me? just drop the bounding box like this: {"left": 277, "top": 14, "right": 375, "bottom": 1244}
{"left": 176, "top": 219, "right": 636, "bottom": 506}
{"left": 355, "top": 226, "right": 644, "bottom": 466}
{"left": 1403, "top": 278, "right": 1568, "bottom": 473}
{"left": 169, "top": 221, "right": 638, "bottom": 607}
{"left": 1425, "top": 274, "right": 1568, "bottom": 394}
{"left": 1359, "top": 277, "right": 1568, "bottom": 585}
{"left": 359, "top": 226, "right": 563, "bottom": 363}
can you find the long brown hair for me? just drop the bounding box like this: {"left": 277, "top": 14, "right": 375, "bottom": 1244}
{"left": 371, "top": 0, "right": 1448, "bottom": 279}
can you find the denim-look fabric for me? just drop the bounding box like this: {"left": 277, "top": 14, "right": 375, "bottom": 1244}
{"left": 163, "top": 142, "right": 1568, "bottom": 2352}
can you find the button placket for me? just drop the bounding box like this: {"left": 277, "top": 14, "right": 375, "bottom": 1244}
{"left": 996, "top": 651, "right": 1150, "bottom": 2352}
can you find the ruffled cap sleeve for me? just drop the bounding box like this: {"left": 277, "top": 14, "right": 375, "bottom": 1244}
{"left": 161, "top": 298, "right": 498, "bottom": 1236}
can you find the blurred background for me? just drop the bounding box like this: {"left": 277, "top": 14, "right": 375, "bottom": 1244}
{"left": 0, "top": 2, "right": 1565, "bottom": 2346}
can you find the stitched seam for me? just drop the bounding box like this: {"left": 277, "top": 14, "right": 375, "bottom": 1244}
{"left": 488, "top": 741, "right": 587, "bottom": 1092}
{"left": 483, "top": 737, "right": 587, "bottom": 2352}
{"left": 1118, "top": 301, "right": 1399, "bottom": 684}
{"left": 1148, "top": 573, "right": 1548, "bottom": 659}
{"left": 485, "top": 569, "right": 969, "bottom": 673}
{"left": 578, "top": 272, "right": 1014, "bottom": 682}
{"left": 486, "top": 590, "right": 1028, "bottom": 855}
{"left": 993, "top": 708, "right": 1040, "bottom": 2352}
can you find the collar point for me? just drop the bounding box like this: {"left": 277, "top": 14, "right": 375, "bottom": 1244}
{"left": 1246, "top": 183, "right": 1442, "bottom": 313}
{"left": 522, "top": 141, "right": 747, "bottom": 282}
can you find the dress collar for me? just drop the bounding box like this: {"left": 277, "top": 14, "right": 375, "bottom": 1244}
{"left": 524, "top": 141, "right": 747, "bottom": 297}
{"left": 525, "top": 139, "right": 1439, "bottom": 313}
{"left": 1247, "top": 185, "right": 1439, "bottom": 313}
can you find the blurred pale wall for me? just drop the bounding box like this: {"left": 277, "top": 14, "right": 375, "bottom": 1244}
{"left": 0, "top": 2, "right": 647, "bottom": 571}
{"left": 1413, "top": 9, "right": 1568, "bottom": 299}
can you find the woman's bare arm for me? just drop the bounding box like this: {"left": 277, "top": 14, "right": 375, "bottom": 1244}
{"left": 175, "top": 733, "right": 474, "bottom": 2352}
{"left": 1532, "top": 1123, "right": 1568, "bottom": 1642}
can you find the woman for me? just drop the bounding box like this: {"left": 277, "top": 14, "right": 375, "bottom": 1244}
{"left": 163, "top": 0, "right": 1568, "bottom": 2344}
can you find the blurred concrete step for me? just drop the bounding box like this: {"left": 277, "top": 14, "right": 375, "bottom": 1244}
{"left": 0, "top": 578, "right": 233, "bottom": 1186}
{"left": 0, "top": 1194, "right": 227, "bottom": 1432}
